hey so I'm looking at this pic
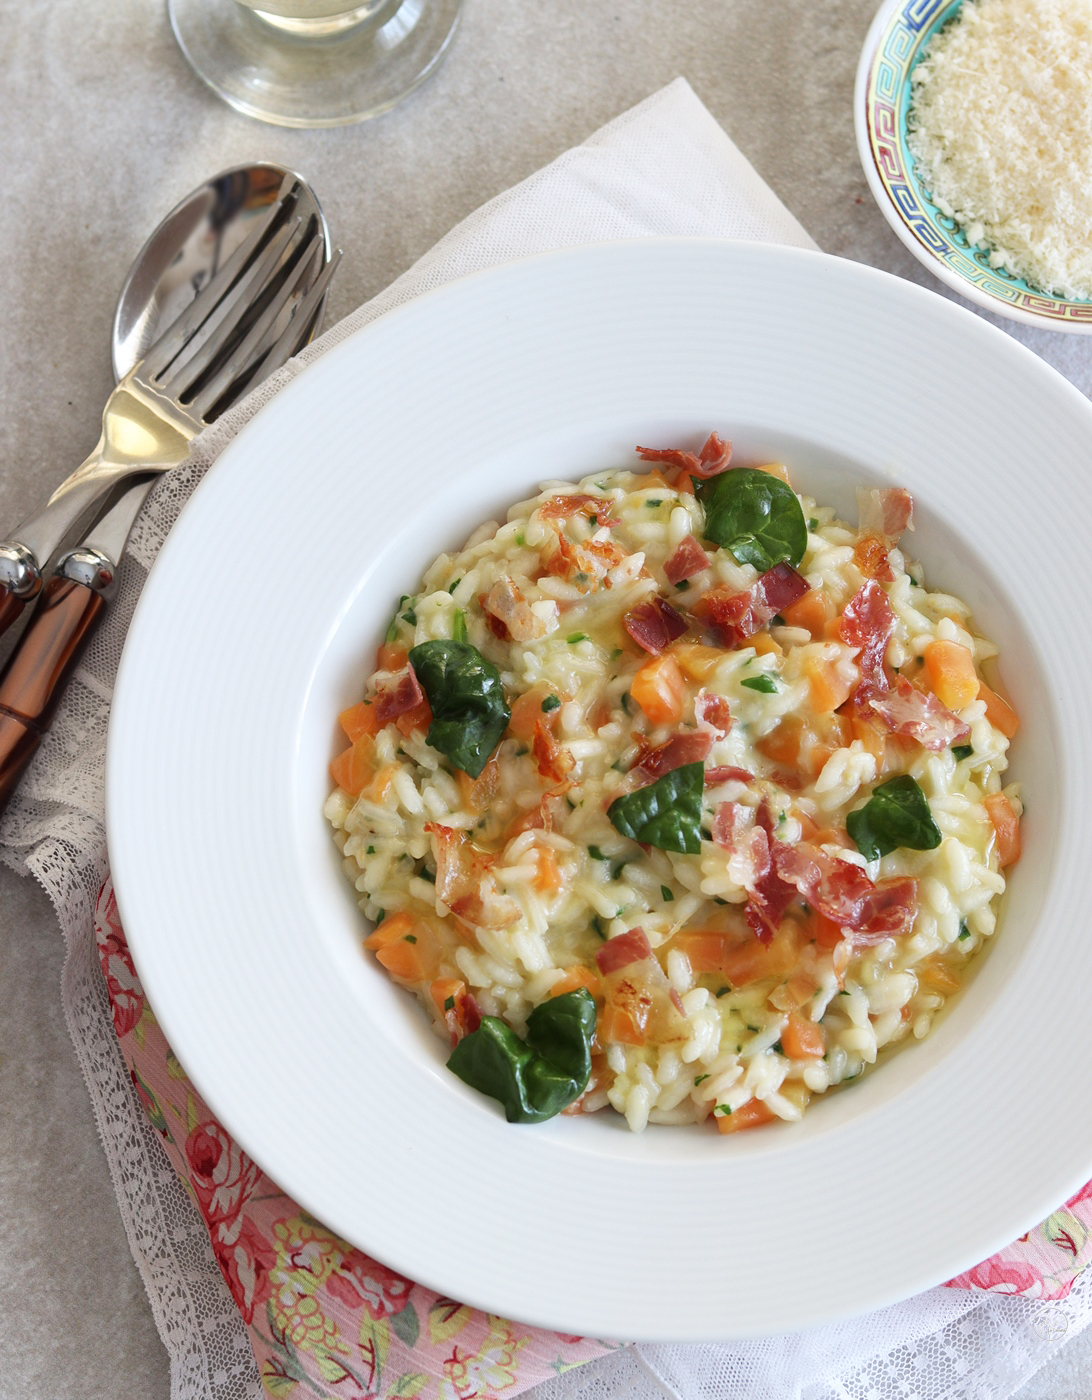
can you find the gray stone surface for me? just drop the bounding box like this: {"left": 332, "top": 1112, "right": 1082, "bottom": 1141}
{"left": 1, "top": 0, "right": 1090, "bottom": 1395}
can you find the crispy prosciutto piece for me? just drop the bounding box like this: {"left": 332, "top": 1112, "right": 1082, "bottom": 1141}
{"left": 373, "top": 665, "right": 425, "bottom": 724}
{"left": 633, "top": 730, "right": 713, "bottom": 783}
{"left": 635, "top": 431, "right": 733, "bottom": 479}
{"left": 705, "top": 765, "right": 754, "bottom": 785}
{"left": 537, "top": 493, "right": 621, "bottom": 528}
{"left": 693, "top": 563, "right": 810, "bottom": 647}
{"left": 531, "top": 719, "right": 575, "bottom": 782}
{"left": 867, "top": 676, "right": 971, "bottom": 751}
{"left": 858, "top": 486, "right": 914, "bottom": 542}
{"left": 695, "top": 689, "right": 732, "bottom": 737}
{"left": 595, "top": 927, "right": 652, "bottom": 975}
{"left": 542, "top": 531, "right": 626, "bottom": 593}
{"left": 772, "top": 840, "right": 918, "bottom": 941}
{"left": 623, "top": 596, "right": 689, "bottom": 654}
{"left": 425, "top": 823, "right": 520, "bottom": 930}
{"left": 482, "top": 577, "right": 548, "bottom": 643}
{"left": 664, "top": 534, "right": 711, "bottom": 583}
{"left": 712, "top": 801, "right": 772, "bottom": 894}
{"left": 838, "top": 580, "right": 896, "bottom": 693}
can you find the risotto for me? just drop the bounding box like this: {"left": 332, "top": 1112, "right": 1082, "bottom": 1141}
{"left": 325, "top": 433, "right": 1021, "bottom": 1132}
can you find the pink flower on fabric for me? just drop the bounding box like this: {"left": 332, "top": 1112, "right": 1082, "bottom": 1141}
{"left": 210, "top": 1212, "right": 275, "bottom": 1324}
{"left": 947, "top": 1258, "right": 1044, "bottom": 1297}
{"left": 326, "top": 1249, "right": 412, "bottom": 1318}
{"left": 185, "top": 1120, "right": 261, "bottom": 1227}
{"left": 96, "top": 889, "right": 145, "bottom": 1038}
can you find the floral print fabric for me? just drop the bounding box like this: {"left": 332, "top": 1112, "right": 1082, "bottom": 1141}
{"left": 95, "top": 878, "right": 1092, "bottom": 1398}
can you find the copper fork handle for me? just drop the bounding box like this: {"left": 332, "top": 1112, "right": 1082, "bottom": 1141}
{"left": 0, "top": 577, "right": 106, "bottom": 810}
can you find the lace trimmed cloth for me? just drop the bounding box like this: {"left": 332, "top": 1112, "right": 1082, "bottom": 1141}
{"left": 3, "top": 77, "right": 1092, "bottom": 1400}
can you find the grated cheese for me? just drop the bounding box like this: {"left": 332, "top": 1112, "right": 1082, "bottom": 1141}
{"left": 907, "top": 0, "right": 1092, "bottom": 300}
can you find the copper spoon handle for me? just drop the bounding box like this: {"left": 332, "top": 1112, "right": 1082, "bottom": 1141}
{"left": 0, "top": 576, "right": 106, "bottom": 809}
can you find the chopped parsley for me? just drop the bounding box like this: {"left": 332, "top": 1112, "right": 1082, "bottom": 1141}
{"left": 675, "top": 578, "right": 690, "bottom": 590}
{"left": 447, "top": 578, "right": 461, "bottom": 593}
{"left": 541, "top": 694, "right": 561, "bottom": 713}
{"left": 694, "top": 1074, "right": 710, "bottom": 1085}
{"left": 443, "top": 996, "right": 455, "bottom": 1011}
{"left": 952, "top": 743, "right": 973, "bottom": 761}
{"left": 808, "top": 517, "right": 818, "bottom": 530}
{"left": 645, "top": 498, "right": 663, "bottom": 507}
{"left": 772, "top": 1040, "right": 783, "bottom": 1055}
{"left": 661, "top": 885, "right": 674, "bottom": 902}
{"left": 958, "top": 921, "right": 971, "bottom": 940}
{"left": 404, "top": 934, "right": 417, "bottom": 944}
{"left": 742, "top": 675, "right": 778, "bottom": 693}
{"left": 374, "top": 909, "right": 386, "bottom": 925}
{"left": 567, "top": 632, "right": 589, "bottom": 644}
{"left": 366, "top": 845, "right": 376, "bottom": 854}
{"left": 714, "top": 1104, "right": 732, "bottom": 1117}
{"left": 588, "top": 845, "right": 608, "bottom": 862}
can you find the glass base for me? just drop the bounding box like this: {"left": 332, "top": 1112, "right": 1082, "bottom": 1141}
{"left": 168, "top": 0, "right": 463, "bottom": 128}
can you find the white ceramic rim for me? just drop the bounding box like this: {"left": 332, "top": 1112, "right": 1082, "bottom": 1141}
{"left": 108, "top": 238, "right": 1092, "bottom": 1341}
{"left": 853, "top": 0, "right": 1092, "bottom": 335}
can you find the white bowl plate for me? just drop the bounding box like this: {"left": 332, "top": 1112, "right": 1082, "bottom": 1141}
{"left": 108, "top": 240, "right": 1092, "bottom": 1341}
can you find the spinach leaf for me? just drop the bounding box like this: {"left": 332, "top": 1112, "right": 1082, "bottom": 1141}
{"left": 446, "top": 989, "right": 595, "bottom": 1123}
{"left": 607, "top": 762, "right": 704, "bottom": 854}
{"left": 409, "top": 639, "right": 511, "bottom": 778}
{"left": 846, "top": 774, "right": 942, "bottom": 861}
{"left": 695, "top": 468, "right": 807, "bottom": 571}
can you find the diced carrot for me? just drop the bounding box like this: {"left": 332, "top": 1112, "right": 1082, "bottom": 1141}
{"left": 370, "top": 763, "right": 398, "bottom": 802}
{"left": 639, "top": 467, "right": 673, "bottom": 490}
{"left": 780, "top": 1009, "right": 825, "bottom": 1059}
{"left": 917, "top": 958, "right": 961, "bottom": 995}
{"left": 768, "top": 973, "right": 818, "bottom": 1012}
{"left": 715, "top": 1098, "right": 775, "bottom": 1134}
{"left": 364, "top": 911, "right": 417, "bottom": 949}
{"left": 549, "top": 966, "right": 602, "bottom": 999}
{"left": 721, "top": 940, "right": 770, "bottom": 987}
{"left": 395, "top": 696, "right": 433, "bottom": 737}
{"left": 751, "top": 632, "right": 783, "bottom": 658}
{"left": 673, "top": 932, "right": 729, "bottom": 975}
{"left": 850, "top": 715, "right": 886, "bottom": 764}
{"left": 979, "top": 680, "right": 1020, "bottom": 738}
{"left": 805, "top": 656, "right": 857, "bottom": 714}
{"left": 375, "top": 940, "right": 427, "bottom": 981}
{"left": 598, "top": 1004, "right": 645, "bottom": 1046}
{"left": 670, "top": 642, "right": 725, "bottom": 683}
{"left": 813, "top": 912, "right": 843, "bottom": 949}
{"left": 339, "top": 700, "right": 380, "bottom": 743}
{"left": 674, "top": 471, "right": 695, "bottom": 495}
{"left": 754, "top": 461, "right": 791, "bottom": 485}
{"left": 756, "top": 714, "right": 804, "bottom": 769}
{"left": 924, "top": 640, "right": 979, "bottom": 711}
{"left": 984, "top": 792, "right": 1021, "bottom": 867}
{"left": 430, "top": 977, "right": 467, "bottom": 1013}
{"left": 329, "top": 734, "right": 376, "bottom": 797}
{"left": 794, "top": 809, "right": 820, "bottom": 841}
{"left": 630, "top": 653, "right": 687, "bottom": 726}
{"left": 377, "top": 643, "right": 408, "bottom": 672}
{"left": 533, "top": 847, "right": 564, "bottom": 893}
{"left": 782, "top": 589, "right": 834, "bottom": 638}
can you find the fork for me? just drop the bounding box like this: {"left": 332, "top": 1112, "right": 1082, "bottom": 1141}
{"left": 0, "top": 176, "right": 334, "bottom": 638}
{"left": 0, "top": 210, "right": 341, "bottom": 810}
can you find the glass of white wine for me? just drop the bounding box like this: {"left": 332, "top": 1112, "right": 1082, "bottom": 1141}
{"left": 169, "top": 0, "right": 463, "bottom": 127}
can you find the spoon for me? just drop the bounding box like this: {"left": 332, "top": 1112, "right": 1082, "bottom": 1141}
{"left": 0, "top": 164, "right": 335, "bottom": 809}
{"left": 112, "top": 161, "right": 331, "bottom": 379}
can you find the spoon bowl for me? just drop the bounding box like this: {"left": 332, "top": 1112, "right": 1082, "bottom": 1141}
{"left": 112, "top": 162, "right": 331, "bottom": 380}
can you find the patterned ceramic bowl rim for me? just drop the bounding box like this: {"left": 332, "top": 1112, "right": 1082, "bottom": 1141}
{"left": 854, "top": 0, "right": 1092, "bottom": 333}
